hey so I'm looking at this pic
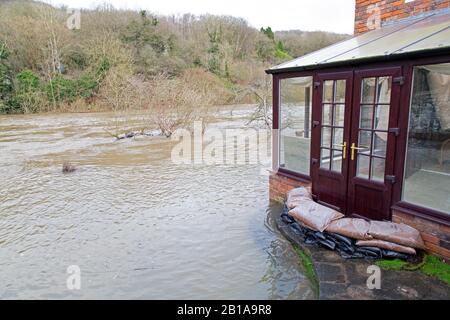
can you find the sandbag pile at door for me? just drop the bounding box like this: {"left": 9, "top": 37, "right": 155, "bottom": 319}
{"left": 283, "top": 187, "right": 425, "bottom": 260}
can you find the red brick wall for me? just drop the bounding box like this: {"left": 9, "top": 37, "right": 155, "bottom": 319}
{"left": 393, "top": 211, "right": 450, "bottom": 260}
{"left": 269, "top": 172, "right": 311, "bottom": 203}
{"left": 355, "top": 0, "right": 450, "bottom": 35}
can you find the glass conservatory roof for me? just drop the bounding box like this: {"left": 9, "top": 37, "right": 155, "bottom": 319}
{"left": 267, "top": 12, "right": 450, "bottom": 74}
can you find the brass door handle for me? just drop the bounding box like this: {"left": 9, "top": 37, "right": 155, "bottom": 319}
{"left": 350, "top": 143, "right": 367, "bottom": 161}
{"left": 334, "top": 142, "right": 347, "bottom": 160}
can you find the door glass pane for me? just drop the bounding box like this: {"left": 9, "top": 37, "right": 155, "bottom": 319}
{"left": 335, "top": 80, "right": 346, "bottom": 103}
{"left": 376, "top": 77, "right": 391, "bottom": 104}
{"left": 358, "top": 130, "right": 372, "bottom": 155}
{"left": 332, "top": 128, "right": 344, "bottom": 148}
{"left": 323, "top": 81, "right": 334, "bottom": 103}
{"left": 321, "top": 127, "right": 331, "bottom": 148}
{"left": 333, "top": 104, "right": 345, "bottom": 126}
{"left": 321, "top": 148, "right": 330, "bottom": 169}
{"left": 331, "top": 150, "right": 343, "bottom": 172}
{"left": 371, "top": 157, "right": 385, "bottom": 182}
{"left": 322, "top": 104, "right": 332, "bottom": 125}
{"left": 360, "top": 105, "right": 373, "bottom": 129}
{"left": 374, "top": 104, "right": 390, "bottom": 130}
{"left": 373, "top": 132, "right": 387, "bottom": 157}
{"left": 357, "top": 154, "right": 370, "bottom": 179}
{"left": 361, "top": 78, "right": 376, "bottom": 103}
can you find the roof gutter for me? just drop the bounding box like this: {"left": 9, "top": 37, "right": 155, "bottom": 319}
{"left": 265, "top": 47, "right": 450, "bottom": 75}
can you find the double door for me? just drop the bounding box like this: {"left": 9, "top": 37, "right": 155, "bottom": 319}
{"left": 311, "top": 67, "right": 402, "bottom": 221}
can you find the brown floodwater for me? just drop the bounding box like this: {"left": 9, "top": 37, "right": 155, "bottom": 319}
{"left": 0, "top": 108, "right": 313, "bottom": 299}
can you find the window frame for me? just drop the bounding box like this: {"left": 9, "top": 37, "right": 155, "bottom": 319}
{"left": 392, "top": 57, "right": 450, "bottom": 226}
{"left": 275, "top": 72, "right": 314, "bottom": 182}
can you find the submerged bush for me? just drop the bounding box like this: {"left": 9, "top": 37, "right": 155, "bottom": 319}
{"left": 148, "top": 72, "right": 216, "bottom": 137}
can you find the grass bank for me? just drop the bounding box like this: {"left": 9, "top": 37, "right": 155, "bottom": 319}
{"left": 293, "top": 246, "right": 319, "bottom": 299}
{"left": 376, "top": 254, "right": 450, "bottom": 286}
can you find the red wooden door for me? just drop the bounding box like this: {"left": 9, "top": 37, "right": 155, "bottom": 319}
{"left": 311, "top": 71, "right": 353, "bottom": 212}
{"left": 312, "top": 67, "right": 402, "bottom": 220}
{"left": 347, "top": 67, "right": 402, "bottom": 221}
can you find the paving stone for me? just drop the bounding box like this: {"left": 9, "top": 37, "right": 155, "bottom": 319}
{"left": 319, "top": 283, "right": 349, "bottom": 300}
{"left": 315, "top": 263, "right": 346, "bottom": 284}
{"left": 310, "top": 249, "right": 342, "bottom": 263}
{"left": 345, "top": 285, "right": 376, "bottom": 300}
{"left": 275, "top": 211, "right": 450, "bottom": 300}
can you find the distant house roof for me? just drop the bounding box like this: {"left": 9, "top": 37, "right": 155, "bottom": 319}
{"left": 266, "top": 11, "right": 450, "bottom": 74}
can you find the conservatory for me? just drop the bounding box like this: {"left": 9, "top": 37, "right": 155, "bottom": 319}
{"left": 266, "top": 12, "right": 450, "bottom": 231}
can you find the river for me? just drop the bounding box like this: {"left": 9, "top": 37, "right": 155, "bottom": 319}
{"left": 0, "top": 106, "right": 313, "bottom": 299}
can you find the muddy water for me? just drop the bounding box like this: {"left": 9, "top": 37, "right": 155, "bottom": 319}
{"left": 0, "top": 108, "right": 313, "bottom": 299}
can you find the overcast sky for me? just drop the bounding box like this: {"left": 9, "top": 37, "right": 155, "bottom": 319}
{"left": 43, "top": 0, "right": 356, "bottom": 34}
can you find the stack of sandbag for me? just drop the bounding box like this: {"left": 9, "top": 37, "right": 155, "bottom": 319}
{"left": 283, "top": 187, "right": 425, "bottom": 260}
{"left": 288, "top": 199, "right": 344, "bottom": 232}
{"left": 286, "top": 186, "right": 312, "bottom": 209}
{"left": 356, "top": 221, "right": 426, "bottom": 256}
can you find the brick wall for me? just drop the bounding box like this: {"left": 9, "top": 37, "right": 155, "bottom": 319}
{"left": 393, "top": 210, "right": 450, "bottom": 260}
{"left": 355, "top": 0, "right": 450, "bottom": 35}
{"left": 269, "top": 172, "right": 311, "bottom": 203}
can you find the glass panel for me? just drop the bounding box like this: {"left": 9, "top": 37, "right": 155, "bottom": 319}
{"left": 357, "top": 154, "right": 370, "bottom": 179}
{"left": 358, "top": 130, "right": 372, "bottom": 155}
{"left": 322, "top": 104, "right": 332, "bottom": 125}
{"left": 333, "top": 104, "right": 345, "bottom": 127}
{"left": 279, "top": 76, "right": 313, "bottom": 175}
{"left": 371, "top": 157, "right": 385, "bottom": 182}
{"left": 323, "top": 81, "right": 334, "bottom": 103}
{"left": 332, "top": 128, "right": 344, "bottom": 148}
{"left": 331, "top": 150, "right": 343, "bottom": 172}
{"left": 376, "top": 76, "right": 392, "bottom": 104}
{"left": 360, "top": 105, "right": 373, "bottom": 129}
{"left": 335, "top": 80, "right": 346, "bottom": 103}
{"left": 403, "top": 63, "right": 450, "bottom": 215}
{"left": 374, "top": 104, "right": 390, "bottom": 131}
{"left": 321, "top": 127, "right": 332, "bottom": 148}
{"left": 361, "top": 77, "right": 376, "bottom": 104}
{"left": 373, "top": 132, "right": 387, "bottom": 157}
{"left": 321, "top": 148, "right": 330, "bottom": 169}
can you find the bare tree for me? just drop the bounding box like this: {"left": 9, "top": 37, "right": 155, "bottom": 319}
{"left": 147, "top": 73, "right": 214, "bottom": 137}
{"left": 240, "top": 75, "right": 272, "bottom": 128}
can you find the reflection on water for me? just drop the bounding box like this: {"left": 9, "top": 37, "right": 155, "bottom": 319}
{"left": 0, "top": 109, "right": 313, "bottom": 299}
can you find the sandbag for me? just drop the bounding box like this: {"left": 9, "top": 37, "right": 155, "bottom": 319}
{"left": 381, "top": 250, "right": 410, "bottom": 260}
{"left": 288, "top": 199, "right": 344, "bottom": 232}
{"left": 356, "top": 239, "right": 417, "bottom": 255}
{"left": 368, "top": 221, "right": 425, "bottom": 249}
{"left": 325, "top": 218, "right": 373, "bottom": 240}
{"left": 286, "top": 187, "right": 312, "bottom": 209}
{"left": 356, "top": 247, "right": 382, "bottom": 259}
